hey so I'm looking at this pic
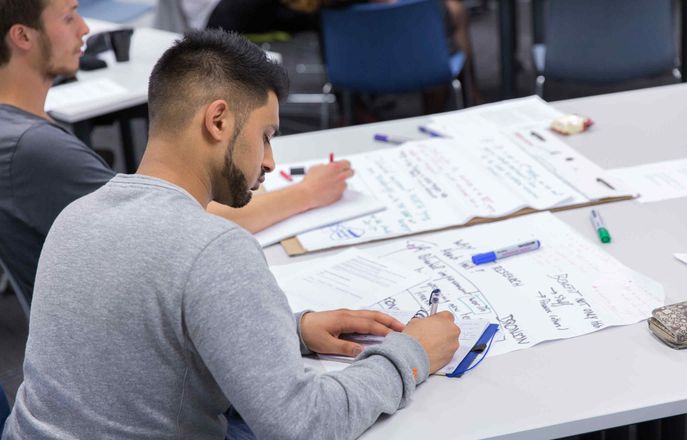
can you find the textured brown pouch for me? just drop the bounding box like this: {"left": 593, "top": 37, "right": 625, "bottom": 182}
{"left": 648, "top": 300, "right": 687, "bottom": 349}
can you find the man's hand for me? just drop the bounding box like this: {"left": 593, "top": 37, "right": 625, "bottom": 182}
{"left": 403, "top": 311, "right": 460, "bottom": 374}
{"left": 300, "top": 309, "right": 405, "bottom": 356}
{"left": 297, "top": 160, "right": 354, "bottom": 210}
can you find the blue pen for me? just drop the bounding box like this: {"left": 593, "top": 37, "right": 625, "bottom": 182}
{"left": 471, "top": 240, "right": 541, "bottom": 265}
{"left": 373, "top": 134, "right": 414, "bottom": 145}
{"left": 418, "top": 126, "right": 445, "bottom": 138}
{"left": 429, "top": 288, "right": 441, "bottom": 315}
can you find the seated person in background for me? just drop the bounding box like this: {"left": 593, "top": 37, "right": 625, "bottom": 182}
{"left": 0, "top": 0, "right": 351, "bottom": 300}
{"left": 3, "top": 29, "right": 460, "bottom": 439}
{"left": 185, "top": 0, "right": 482, "bottom": 106}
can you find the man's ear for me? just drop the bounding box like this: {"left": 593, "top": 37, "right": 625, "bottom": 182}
{"left": 7, "top": 24, "right": 36, "bottom": 53}
{"left": 203, "top": 99, "right": 235, "bottom": 143}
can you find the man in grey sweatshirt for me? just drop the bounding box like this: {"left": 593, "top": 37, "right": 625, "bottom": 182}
{"left": 3, "top": 30, "right": 460, "bottom": 439}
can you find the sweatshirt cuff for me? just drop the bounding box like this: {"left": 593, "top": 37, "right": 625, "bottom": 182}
{"left": 294, "top": 311, "right": 314, "bottom": 355}
{"left": 356, "top": 332, "right": 429, "bottom": 408}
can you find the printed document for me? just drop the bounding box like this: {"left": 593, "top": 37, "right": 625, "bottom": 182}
{"left": 608, "top": 158, "right": 687, "bottom": 203}
{"left": 270, "top": 249, "right": 427, "bottom": 312}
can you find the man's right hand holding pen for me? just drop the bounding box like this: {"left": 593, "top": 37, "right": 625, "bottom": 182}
{"left": 405, "top": 289, "right": 461, "bottom": 374}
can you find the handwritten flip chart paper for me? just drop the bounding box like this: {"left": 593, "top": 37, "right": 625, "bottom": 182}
{"left": 427, "top": 96, "right": 631, "bottom": 201}
{"left": 272, "top": 213, "right": 664, "bottom": 357}
{"left": 268, "top": 139, "right": 583, "bottom": 252}
{"left": 608, "top": 158, "right": 687, "bottom": 203}
{"left": 363, "top": 212, "right": 664, "bottom": 356}
{"left": 254, "top": 189, "right": 385, "bottom": 247}
{"left": 270, "top": 249, "right": 427, "bottom": 312}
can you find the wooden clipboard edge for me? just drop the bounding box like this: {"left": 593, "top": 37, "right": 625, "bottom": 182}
{"left": 279, "top": 194, "right": 636, "bottom": 257}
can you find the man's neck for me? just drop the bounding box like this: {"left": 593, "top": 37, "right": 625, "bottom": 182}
{"left": 137, "top": 137, "right": 213, "bottom": 209}
{"left": 0, "top": 62, "right": 53, "bottom": 119}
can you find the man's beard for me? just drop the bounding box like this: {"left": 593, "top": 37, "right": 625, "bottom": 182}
{"left": 221, "top": 153, "right": 254, "bottom": 208}
{"left": 38, "top": 31, "right": 78, "bottom": 78}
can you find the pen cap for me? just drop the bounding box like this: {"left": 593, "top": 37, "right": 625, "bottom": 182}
{"left": 597, "top": 227, "right": 611, "bottom": 243}
{"left": 471, "top": 252, "right": 496, "bottom": 265}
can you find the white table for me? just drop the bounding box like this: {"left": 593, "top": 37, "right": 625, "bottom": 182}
{"left": 266, "top": 84, "right": 687, "bottom": 439}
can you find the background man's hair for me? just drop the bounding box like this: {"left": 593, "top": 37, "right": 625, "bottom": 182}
{"left": 148, "top": 29, "right": 289, "bottom": 136}
{"left": 0, "top": 0, "right": 47, "bottom": 66}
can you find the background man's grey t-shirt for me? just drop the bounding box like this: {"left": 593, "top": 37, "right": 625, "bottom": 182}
{"left": 4, "top": 174, "right": 429, "bottom": 439}
{"left": 0, "top": 104, "right": 115, "bottom": 298}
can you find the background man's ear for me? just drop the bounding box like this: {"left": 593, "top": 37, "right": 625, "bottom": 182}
{"left": 8, "top": 25, "right": 34, "bottom": 51}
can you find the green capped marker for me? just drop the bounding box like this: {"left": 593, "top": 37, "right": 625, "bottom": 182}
{"left": 590, "top": 209, "right": 611, "bottom": 243}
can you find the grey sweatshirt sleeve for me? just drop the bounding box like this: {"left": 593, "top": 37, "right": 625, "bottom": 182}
{"left": 294, "top": 311, "right": 314, "bottom": 355}
{"left": 183, "top": 230, "right": 428, "bottom": 440}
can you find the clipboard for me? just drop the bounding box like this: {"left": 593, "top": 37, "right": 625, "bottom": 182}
{"left": 447, "top": 323, "right": 500, "bottom": 378}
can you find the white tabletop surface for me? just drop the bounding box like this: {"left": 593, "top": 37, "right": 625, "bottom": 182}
{"left": 267, "top": 84, "right": 687, "bottom": 439}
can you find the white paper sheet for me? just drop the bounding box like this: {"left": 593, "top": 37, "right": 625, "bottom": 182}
{"left": 270, "top": 249, "right": 427, "bottom": 312}
{"left": 674, "top": 253, "right": 687, "bottom": 265}
{"left": 280, "top": 139, "right": 581, "bottom": 252}
{"left": 45, "top": 78, "right": 128, "bottom": 112}
{"left": 608, "top": 158, "right": 687, "bottom": 203}
{"left": 254, "top": 190, "right": 385, "bottom": 247}
{"left": 272, "top": 213, "right": 664, "bottom": 358}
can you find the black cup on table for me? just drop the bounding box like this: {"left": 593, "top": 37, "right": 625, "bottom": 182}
{"left": 110, "top": 29, "right": 134, "bottom": 62}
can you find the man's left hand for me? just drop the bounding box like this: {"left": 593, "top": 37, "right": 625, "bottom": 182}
{"left": 300, "top": 309, "right": 405, "bottom": 356}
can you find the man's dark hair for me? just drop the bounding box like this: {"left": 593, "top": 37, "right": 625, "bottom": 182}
{"left": 0, "top": 0, "right": 47, "bottom": 66}
{"left": 148, "top": 29, "right": 289, "bottom": 136}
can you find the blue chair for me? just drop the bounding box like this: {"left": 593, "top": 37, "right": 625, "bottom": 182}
{"left": 532, "top": 0, "right": 680, "bottom": 97}
{"left": 0, "top": 255, "right": 30, "bottom": 320}
{"left": 320, "top": 0, "right": 466, "bottom": 124}
{"left": 78, "top": 0, "right": 154, "bottom": 23}
{"left": 0, "top": 385, "right": 10, "bottom": 434}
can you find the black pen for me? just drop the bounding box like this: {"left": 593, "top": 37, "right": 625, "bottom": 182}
{"left": 530, "top": 131, "right": 546, "bottom": 142}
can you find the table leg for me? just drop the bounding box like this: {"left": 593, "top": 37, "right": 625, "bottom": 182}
{"left": 118, "top": 118, "right": 138, "bottom": 174}
{"left": 682, "top": 0, "right": 686, "bottom": 81}
{"left": 71, "top": 120, "right": 94, "bottom": 147}
{"left": 499, "top": 0, "right": 518, "bottom": 98}
{"left": 661, "top": 414, "right": 686, "bottom": 439}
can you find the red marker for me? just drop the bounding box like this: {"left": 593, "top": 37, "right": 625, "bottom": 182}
{"left": 279, "top": 170, "right": 293, "bottom": 182}
{"left": 329, "top": 152, "right": 334, "bottom": 163}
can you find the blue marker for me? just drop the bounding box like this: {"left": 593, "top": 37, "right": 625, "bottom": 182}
{"left": 429, "top": 288, "right": 441, "bottom": 315}
{"left": 374, "top": 134, "right": 414, "bottom": 145}
{"left": 418, "top": 126, "right": 445, "bottom": 138}
{"left": 471, "top": 240, "right": 541, "bottom": 265}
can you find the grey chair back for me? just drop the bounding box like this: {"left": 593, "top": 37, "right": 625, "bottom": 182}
{"left": 538, "top": 0, "right": 676, "bottom": 82}
{"left": 153, "top": 0, "right": 190, "bottom": 33}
